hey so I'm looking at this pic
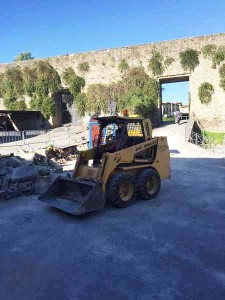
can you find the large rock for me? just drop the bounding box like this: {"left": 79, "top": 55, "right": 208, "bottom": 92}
{"left": 11, "top": 166, "right": 38, "bottom": 183}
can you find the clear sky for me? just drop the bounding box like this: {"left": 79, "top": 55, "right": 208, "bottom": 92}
{"left": 1, "top": 0, "right": 224, "bottom": 101}
{"left": 1, "top": 0, "right": 225, "bottom": 63}
{"left": 162, "top": 82, "right": 189, "bottom": 105}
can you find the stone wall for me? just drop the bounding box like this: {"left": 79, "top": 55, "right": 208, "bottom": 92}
{"left": 0, "top": 33, "right": 225, "bottom": 132}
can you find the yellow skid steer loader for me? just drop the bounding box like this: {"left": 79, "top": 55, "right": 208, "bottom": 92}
{"left": 39, "top": 116, "right": 170, "bottom": 215}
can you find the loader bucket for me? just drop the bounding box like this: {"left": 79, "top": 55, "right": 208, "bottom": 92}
{"left": 39, "top": 176, "right": 105, "bottom": 215}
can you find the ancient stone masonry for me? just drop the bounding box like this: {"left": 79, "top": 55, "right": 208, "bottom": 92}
{"left": 1, "top": 33, "right": 225, "bottom": 131}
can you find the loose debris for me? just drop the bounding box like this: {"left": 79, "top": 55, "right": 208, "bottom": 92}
{"left": 0, "top": 144, "right": 79, "bottom": 201}
{"left": 46, "top": 145, "right": 78, "bottom": 165}
{"left": 0, "top": 155, "right": 38, "bottom": 200}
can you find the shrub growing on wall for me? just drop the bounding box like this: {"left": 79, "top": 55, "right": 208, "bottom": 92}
{"left": 86, "top": 84, "right": 109, "bottom": 114}
{"left": 15, "top": 52, "right": 34, "bottom": 61}
{"left": 148, "top": 50, "right": 164, "bottom": 76}
{"left": 212, "top": 46, "right": 225, "bottom": 67}
{"left": 23, "top": 67, "right": 37, "bottom": 97}
{"left": 78, "top": 62, "right": 90, "bottom": 73}
{"left": 41, "top": 97, "right": 56, "bottom": 119}
{"left": 179, "top": 48, "right": 199, "bottom": 72}
{"left": 0, "top": 66, "right": 25, "bottom": 109}
{"left": 29, "top": 61, "right": 61, "bottom": 118}
{"left": 201, "top": 44, "right": 217, "bottom": 59}
{"left": 118, "top": 59, "right": 129, "bottom": 73}
{"left": 62, "top": 67, "right": 86, "bottom": 116}
{"left": 0, "top": 61, "right": 61, "bottom": 117}
{"left": 219, "top": 63, "right": 225, "bottom": 91}
{"left": 14, "top": 100, "right": 27, "bottom": 110}
{"left": 74, "top": 93, "right": 87, "bottom": 117}
{"left": 198, "top": 82, "right": 214, "bottom": 104}
{"left": 219, "top": 63, "right": 225, "bottom": 78}
{"left": 117, "top": 67, "right": 159, "bottom": 119}
{"left": 164, "top": 57, "right": 175, "bottom": 67}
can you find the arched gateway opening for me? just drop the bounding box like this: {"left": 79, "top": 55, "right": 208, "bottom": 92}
{"left": 159, "top": 75, "right": 190, "bottom": 123}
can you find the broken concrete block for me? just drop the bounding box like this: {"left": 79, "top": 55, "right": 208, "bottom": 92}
{"left": 5, "top": 156, "right": 25, "bottom": 168}
{"left": 11, "top": 166, "right": 38, "bottom": 183}
{"left": 48, "top": 159, "right": 63, "bottom": 173}
{"left": 0, "top": 167, "right": 8, "bottom": 176}
{"left": 1, "top": 175, "right": 11, "bottom": 189}
{"left": 0, "top": 190, "right": 7, "bottom": 201}
{"left": 18, "top": 181, "right": 34, "bottom": 194}
{"left": 33, "top": 152, "right": 48, "bottom": 166}
{"left": 6, "top": 186, "right": 20, "bottom": 199}
{"left": 37, "top": 167, "right": 50, "bottom": 177}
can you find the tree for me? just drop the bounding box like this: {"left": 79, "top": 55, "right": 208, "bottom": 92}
{"left": 117, "top": 67, "right": 160, "bottom": 118}
{"left": 15, "top": 52, "right": 34, "bottom": 61}
{"left": 86, "top": 84, "right": 110, "bottom": 113}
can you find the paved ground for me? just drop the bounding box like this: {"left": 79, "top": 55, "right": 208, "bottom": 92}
{"left": 0, "top": 123, "right": 225, "bottom": 299}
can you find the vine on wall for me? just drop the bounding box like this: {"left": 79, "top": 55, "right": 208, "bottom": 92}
{"left": 148, "top": 50, "right": 164, "bottom": 76}
{"left": 78, "top": 62, "right": 90, "bottom": 73}
{"left": 179, "top": 48, "right": 199, "bottom": 72}
{"left": 118, "top": 59, "right": 129, "bottom": 73}
{"left": 198, "top": 82, "right": 214, "bottom": 104}
{"left": 201, "top": 44, "right": 217, "bottom": 59}
{"left": 0, "top": 61, "right": 61, "bottom": 118}
{"left": 62, "top": 67, "right": 86, "bottom": 116}
{"left": 219, "top": 63, "right": 225, "bottom": 91}
{"left": 212, "top": 46, "right": 225, "bottom": 68}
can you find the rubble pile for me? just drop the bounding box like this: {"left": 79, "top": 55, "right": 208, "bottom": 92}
{"left": 0, "top": 154, "right": 39, "bottom": 200}
{"left": 0, "top": 144, "right": 79, "bottom": 201}
{"left": 46, "top": 145, "right": 78, "bottom": 165}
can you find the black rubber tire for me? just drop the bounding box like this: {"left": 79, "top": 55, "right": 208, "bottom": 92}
{"left": 137, "top": 168, "right": 161, "bottom": 200}
{"left": 107, "top": 173, "right": 136, "bottom": 208}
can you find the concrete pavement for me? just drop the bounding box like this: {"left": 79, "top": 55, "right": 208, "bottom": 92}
{"left": 0, "top": 123, "right": 225, "bottom": 299}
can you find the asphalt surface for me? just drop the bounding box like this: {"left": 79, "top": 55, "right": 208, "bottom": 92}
{"left": 0, "top": 123, "right": 225, "bottom": 299}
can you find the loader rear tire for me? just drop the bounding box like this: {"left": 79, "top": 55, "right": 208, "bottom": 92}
{"left": 137, "top": 168, "right": 161, "bottom": 200}
{"left": 107, "top": 173, "right": 136, "bottom": 208}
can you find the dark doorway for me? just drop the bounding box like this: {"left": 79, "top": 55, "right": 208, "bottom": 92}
{"left": 61, "top": 90, "right": 82, "bottom": 125}
{"left": 62, "top": 93, "right": 73, "bottom": 124}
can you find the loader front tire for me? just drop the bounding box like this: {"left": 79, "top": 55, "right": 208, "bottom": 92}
{"left": 107, "top": 173, "right": 136, "bottom": 208}
{"left": 137, "top": 168, "right": 161, "bottom": 200}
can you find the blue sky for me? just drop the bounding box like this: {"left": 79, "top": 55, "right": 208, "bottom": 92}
{"left": 162, "top": 82, "right": 189, "bottom": 105}
{"left": 0, "top": 0, "right": 224, "bottom": 101}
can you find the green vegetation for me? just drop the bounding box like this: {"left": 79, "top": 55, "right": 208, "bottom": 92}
{"left": 78, "top": 62, "right": 90, "bottom": 73}
{"left": 148, "top": 50, "right": 164, "bottom": 76}
{"left": 201, "top": 44, "right": 217, "bottom": 59}
{"left": 0, "top": 63, "right": 159, "bottom": 120}
{"left": 162, "top": 116, "right": 175, "bottom": 122}
{"left": 29, "top": 61, "right": 61, "bottom": 118}
{"left": 219, "top": 63, "right": 225, "bottom": 91}
{"left": 116, "top": 67, "right": 159, "bottom": 118}
{"left": 219, "top": 63, "right": 225, "bottom": 77}
{"left": 164, "top": 57, "right": 175, "bottom": 67}
{"left": 180, "top": 48, "right": 199, "bottom": 72}
{"left": 203, "top": 131, "right": 225, "bottom": 145}
{"left": 15, "top": 52, "right": 34, "bottom": 61}
{"left": 74, "top": 93, "right": 87, "bottom": 117}
{"left": 62, "top": 67, "right": 86, "bottom": 116}
{"left": 41, "top": 97, "right": 56, "bottom": 119}
{"left": 0, "top": 61, "right": 61, "bottom": 118}
{"left": 0, "top": 66, "right": 24, "bottom": 110}
{"left": 212, "top": 46, "right": 225, "bottom": 68}
{"left": 198, "top": 82, "right": 214, "bottom": 104}
{"left": 75, "top": 67, "right": 159, "bottom": 119}
{"left": 86, "top": 84, "right": 109, "bottom": 114}
{"left": 118, "top": 59, "right": 129, "bottom": 73}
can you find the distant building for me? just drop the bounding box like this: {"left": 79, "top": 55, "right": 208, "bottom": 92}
{"left": 162, "top": 102, "right": 182, "bottom": 117}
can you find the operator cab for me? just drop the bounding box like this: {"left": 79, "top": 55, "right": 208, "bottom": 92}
{"left": 92, "top": 116, "right": 145, "bottom": 151}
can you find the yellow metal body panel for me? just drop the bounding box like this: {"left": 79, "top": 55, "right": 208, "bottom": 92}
{"left": 74, "top": 118, "right": 170, "bottom": 193}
